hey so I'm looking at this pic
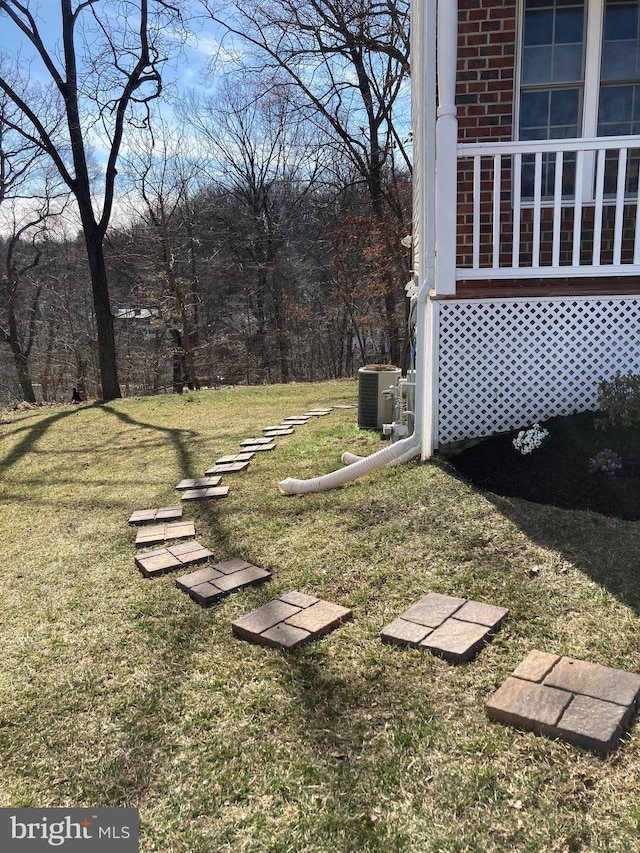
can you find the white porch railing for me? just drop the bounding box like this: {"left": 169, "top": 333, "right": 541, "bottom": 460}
{"left": 456, "top": 136, "right": 640, "bottom": 280}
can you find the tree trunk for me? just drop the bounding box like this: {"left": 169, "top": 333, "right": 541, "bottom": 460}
{"left": 14, "top": 350, "right": 37, "bottom": 403}
{"left": 82, "top": 226, "right": 121, "bottom": 400}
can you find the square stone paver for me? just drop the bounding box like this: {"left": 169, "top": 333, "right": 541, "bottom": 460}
{"left": 281, "top": 418, "right": 308, "bottom": 425}
{"left": 381, "top": 593, "right": 508, "bottom": 663}
{"left": 180, "top": 485, "right": 230, "bottom": 501}
{"left": 283, "top": 415, "right": 310, "bottom": 422}
{"left": 175, "top": 559, "right": 271, "bottom": 606}
{"left": 216, "top": 452, "right": 255, "bottom": 464}
{"left": 487, "top": 650, "right": 640, "bottom": 753}
{"left": 135, "top": 520, "right": 196, "bottom": 546}
{"left": 232, "top": 592, "right": 352, "bottom": 651}
{"left": 262, "top": 426, "right": 295, "bottom": 435}
{"left": 238, "top": 443, "right": 276, "bottom": 453}
{"left": 304, "top": 409, "right": 332, "bottom": 416}
{"left": 240, "top": 437, "right": 274, "bottom": 446}
{"left": 204, "top": 461, "right": 250, "bottom": 476}
{"left": 176, "top": 475, "right": 222, "bottom": 490}
{"left": 135, "top": 540, "right": 213, "bottom": 577}
{"left": 128, "top": 506, "right": 183, "bottom": 525}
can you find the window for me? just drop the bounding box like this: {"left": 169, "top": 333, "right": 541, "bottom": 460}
{"left": 518, "top": 0, "right": 640, "bottom": 197}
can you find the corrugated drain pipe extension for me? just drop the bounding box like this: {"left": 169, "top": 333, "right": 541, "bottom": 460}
{"left": 277, "top": 433, "right": 421, "bottom": 495}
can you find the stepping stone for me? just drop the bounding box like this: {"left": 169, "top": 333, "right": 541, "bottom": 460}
{"left": 232, "top": 592, "right": 352, "bottom": 651}
{"left": 135, "top": 520, "right": 196, "bottom": 546}
{"left": 204, "top": 461, "right": 250, "bottom": 475}
{"left": 216, "top": 452, "right": 255, "bottom": 464}
{"left": 282, "top": 416, "right": 310, "bottom": 423}
{"left": 263, "top": 428, "right": 294, "bottom": 438}
{"left": 304, "top": 409, "right": 332, "bottom": 416}
{"left": 175, "top": 475, "right": 222, "bottom": 490}
{"left": 240, "top": 437, "right": 275, "bottom": 446}
{"left": 135, "top": 540, "right": 213, "bottom": 577}
{"left": 487, "top": 650, "right": 640, "bottom": 754}
{"left": 128, "top": 506, "right": 183, "bottom": 525}
{"left": 181, "top": 485, "right": 230, "bottom": 501}
{"left": 381, "top": 592, "right": 508, "bottom": 663}
{"left": 175, "top": 559, "right": 272, "bottom": 606}
{"left": 239, "top": 443, "right": 276, "bottom": 453}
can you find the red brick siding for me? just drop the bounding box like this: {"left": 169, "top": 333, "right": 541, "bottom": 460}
{"left": 456, "top": 0, "right": 517, "bottom": 144}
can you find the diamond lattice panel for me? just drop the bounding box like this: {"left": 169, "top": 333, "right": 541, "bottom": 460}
{"left": 436, "top": 296, "right": 640, "bottom": 445}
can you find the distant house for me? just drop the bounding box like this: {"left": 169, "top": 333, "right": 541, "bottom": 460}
{"left": 412, "top": 0, "right": 640, "bottom": 454}
{"left": 114, "top": 307, "right": 161, "bottom": 342}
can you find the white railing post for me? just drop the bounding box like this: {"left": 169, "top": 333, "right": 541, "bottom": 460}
{"left": 434, "top": 0, "right": 458, "bottom": 296}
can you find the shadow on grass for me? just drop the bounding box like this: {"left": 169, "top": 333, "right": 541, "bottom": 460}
{"left": 262, "top": 651, "right": 425, "bottom": 851}
{"left": 482, "top": 490, "right": 640, "bottom": 616}
{"left": 0, "top": 406, "right": 86, "bottom": 476}
{"left": 100, "top": 404, "right": 200, "bottom": 479}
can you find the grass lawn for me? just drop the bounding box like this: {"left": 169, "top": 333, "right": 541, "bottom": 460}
{"left": 0, "top": 379, "right": 639, "bottom": 852}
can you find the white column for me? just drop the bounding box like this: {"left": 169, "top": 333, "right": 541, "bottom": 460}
{"left": 411, "top": 0, "right": 439, "bottom": 457}
{"left": 434, "top": 0, "right": 458, "bottom": 296}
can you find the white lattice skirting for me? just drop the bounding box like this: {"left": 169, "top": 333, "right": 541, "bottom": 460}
{"left": 434, "top": 294, "right": 640, "bottom": 446}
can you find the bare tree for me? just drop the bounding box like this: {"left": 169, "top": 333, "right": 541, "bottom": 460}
{"left": 0, "top": 0, "right": 185, "bottom": 400}
{"left": 0, "top": 91, "right": 69, "bottom": 402}
{"left": 120, "top": 124, "right": 203, "bottom": 392}
{"left": 183, "top": 81, "right": 328, "bottom": 382}
{"left": 202, "top": 0, "right": 411, "bottom": 364}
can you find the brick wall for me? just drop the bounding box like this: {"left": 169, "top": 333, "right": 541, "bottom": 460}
{"left": 456, "top": 0, "right": 517, "bottom": 144}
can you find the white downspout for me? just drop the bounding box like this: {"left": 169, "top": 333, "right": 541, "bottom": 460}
{"left": 278, "top": 0, "right": 437, "bottom": 495}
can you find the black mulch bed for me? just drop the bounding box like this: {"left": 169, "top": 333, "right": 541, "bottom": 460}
{"left": 446, "top": 411, "right": 640, "bottom": 521}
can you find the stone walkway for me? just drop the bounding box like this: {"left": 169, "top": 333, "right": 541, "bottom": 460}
{"left": 135, "top": 520, "right": 195, "bottom": 547}
{"left": 135, "top": 540, "right": 213, "bottom": 577}
{"left": 128, "top": 506, "right": 183, "bottom": 524}
{"left": 124, "top": 402, "right": 640, "bottom": 753}
{"left": 381, "top": 592, "right": 508, "bottom": 663}
{"left": 232, "top": 592, "right": 352, "bottom": 650}
{"left": 487, "top": 650, "right": 640, "bottom": 754}
{"left": 176, "top": 559, "right": 271, "bottom": 606}
{"left": 180, "top": 485, "right": 230, "bottom": 502}
{"left": 175, "top": 476, "right": 222, "bottom": 490}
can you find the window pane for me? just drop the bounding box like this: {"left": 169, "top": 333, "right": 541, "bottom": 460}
{"left": 604, "top": 3, "right": 638, "bottom": 40}
{"left": 553, "top": 43, "right": 583, "bottom": 80}
{"left": 523, "top": 46, "right": 553, "bottom": 83}
{"left": 556, "top": 8, "right": 585, "bottom": 42}
{"left": 523, "top": 1, "right": 584, "bottom": 83}
{"left": 520, "top": 91, "right": 551, "bottom": 137}
{"left": 601, "top": 1, "right": 640, "bottom": 80}
{"left": 520, "top": 88, "right": 580, "bottom": 139}
{"left": 550, "top": 89, "right": 581, "bottom": 134}
{"left": 524, "top": 9, "right": 553, "bottom": 45}
{"left": 601, "top": 41, "right": 638, "bottom": 79}
{"left": 598, "top": 83, "right": 640, "bottom": 135}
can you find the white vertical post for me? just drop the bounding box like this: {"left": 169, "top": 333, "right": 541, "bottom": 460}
{"left": 412, "top": 0, "right": 439, "bottom": 458}
{"left": 552, "top": 150, "right": 563, "bottom": 268}
{"left": 492, "top": 154, "right": 501, "bottom": 269}
{"left": 613, "top": 147, "right": 627, "bottom": 266}
{"left": 512, "top": 152, "right": 522, "bottom": 269}
{"left": 434, "top": 0, "right": 458, "bottom": 296}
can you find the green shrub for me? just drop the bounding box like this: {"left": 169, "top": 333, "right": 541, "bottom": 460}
{"left": 596, "top": 370, "right": 640, "bottom": 429}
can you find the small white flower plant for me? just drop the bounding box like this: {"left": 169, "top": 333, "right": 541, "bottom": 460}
{"left": 512, "top": 423, "right": 550, "bottom": 455}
